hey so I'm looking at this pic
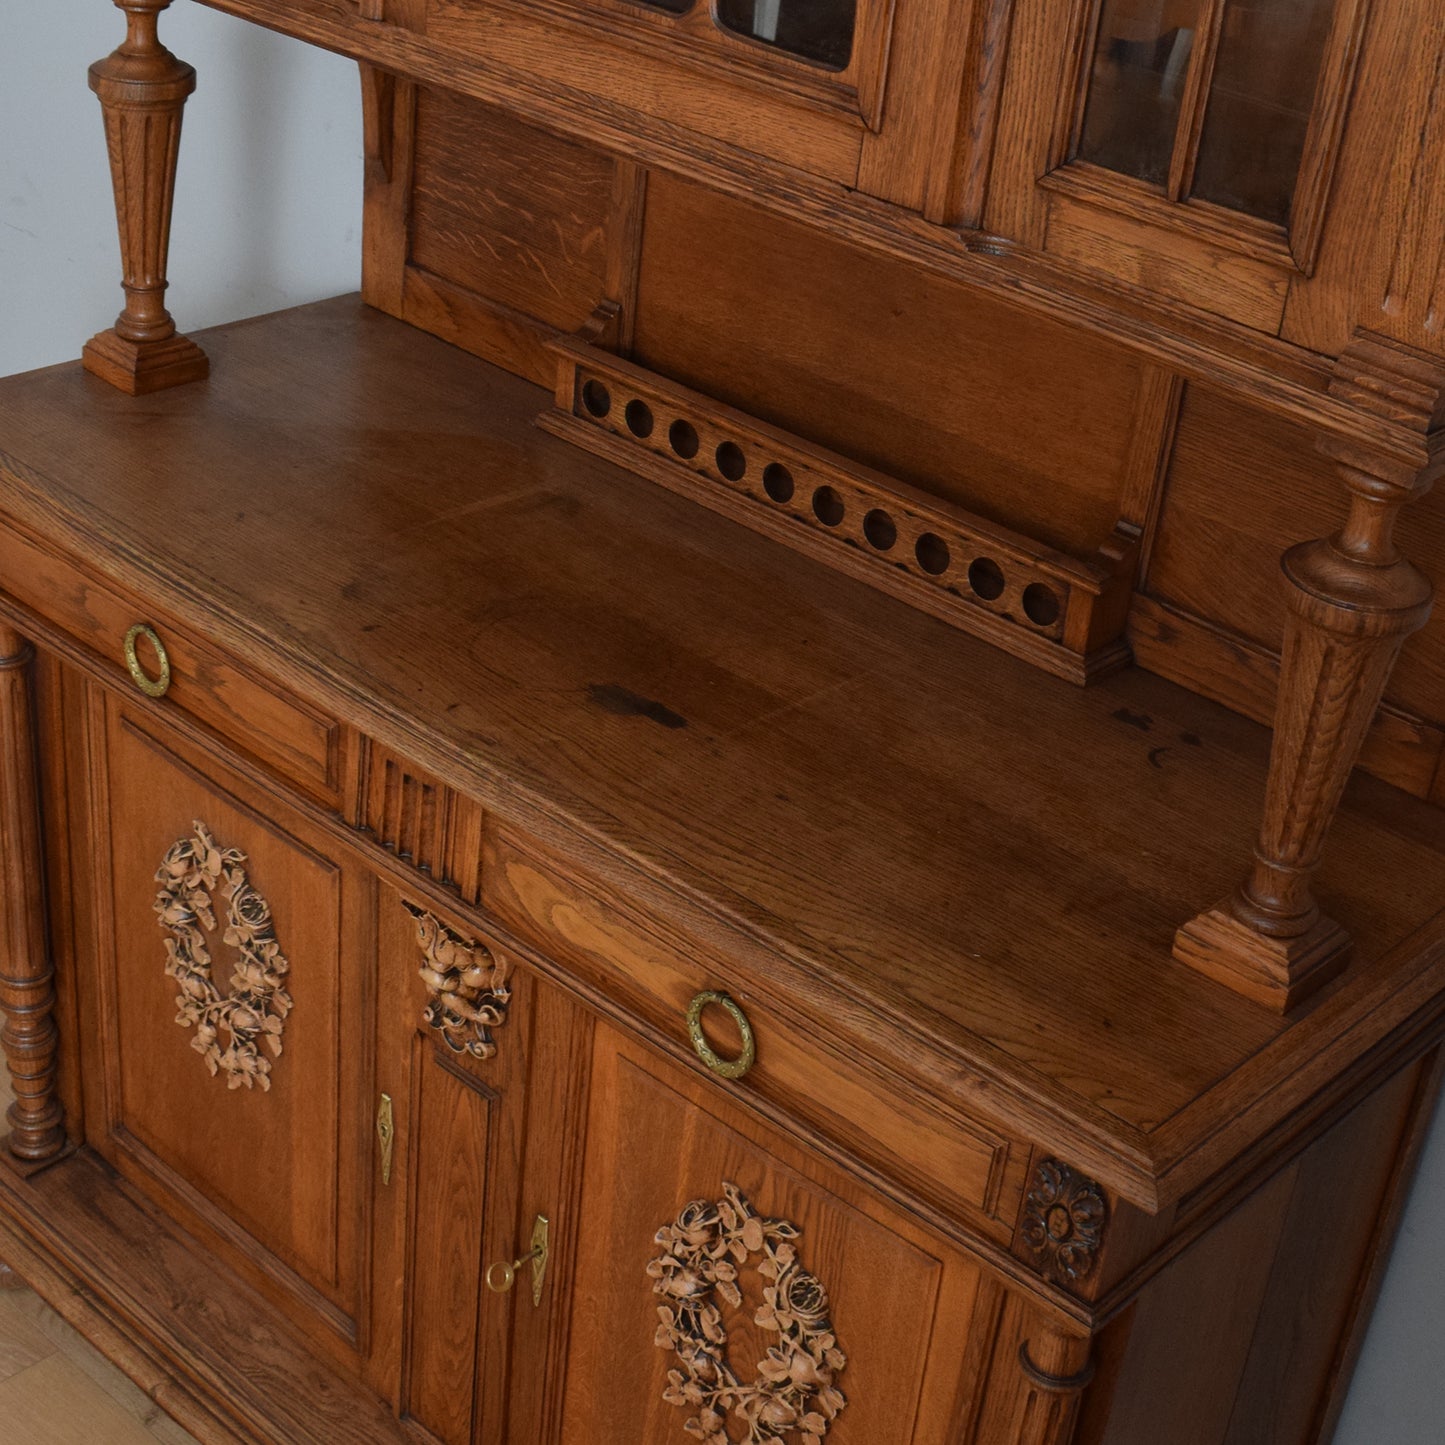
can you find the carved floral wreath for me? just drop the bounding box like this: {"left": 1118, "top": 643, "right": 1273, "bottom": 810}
{"left": 153, "top": 820, "right": 293, "bottom": 1092}
{"left": 648, "top": 1181, "right": 847, "bottom": 1444}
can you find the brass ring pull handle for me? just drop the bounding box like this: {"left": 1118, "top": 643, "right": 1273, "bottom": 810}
{"left": 686, "top": 991, "right": 756, "bottom": 1080}
{"left": 123, "top": 623, "right": 171, "bottom": 698}
{"left": 486, "top": 1215, "right": 550, "bottom": 1305}
{"left": 485, "top": 1253, "right": 534, "bottom": 1294}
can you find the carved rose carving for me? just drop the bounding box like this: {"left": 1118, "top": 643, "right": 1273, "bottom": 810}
{"left": 402, "top": 902, "right": 512, "bottom": 1060}
{"left": 154, "top": 821, "right": 292, "bottom": 1091}
{"left": 648, "top": 1181, "right": 847, "bottom": 1444}
{"left": 1020, "top": 1159, "right": 1108, "bottom": 1285}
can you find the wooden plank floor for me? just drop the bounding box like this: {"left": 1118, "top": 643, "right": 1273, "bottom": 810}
{"left": 0, "top": 1017, "right": 201, "bottom": 1444}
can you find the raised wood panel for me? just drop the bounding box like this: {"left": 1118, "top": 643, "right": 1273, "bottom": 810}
{"left": 1143, "top": 387, "right": 1445, "bottom": 731}
{"left": 371, "top": 883, "right": 538, "bottom": 1443}
{"left": 403, "top": 1048, "right": 492, "bottom": 1445}
{"left": 1074, "top": 1059, "right": 1424, "bottom": 1445}
{"left": 409, "top": 90, "right": 613, "bottom": 333}
{"left": 87, "top": 698, "right": 367, "bottom": 1358}
{"left": 557, "top": 1023, "right": 988, "bottom": 1444}
{"left": 632, "top": 173, "right": 1146, "bottom": 557}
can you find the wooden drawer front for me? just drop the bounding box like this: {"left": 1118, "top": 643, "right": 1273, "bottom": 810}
{"left": 485, "top": 831, "right": 1029, "bottom": 1243}
{"left": 0, "top": 520, "right": 339, "bottom": 804}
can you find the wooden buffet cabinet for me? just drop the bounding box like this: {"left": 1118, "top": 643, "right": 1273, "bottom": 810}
{"left": 3, "top": 1, "right": 1445, "bottom": 1442}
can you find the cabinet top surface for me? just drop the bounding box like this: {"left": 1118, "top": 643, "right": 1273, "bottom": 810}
{"left": 3, "top": 298, "right": 1444, "bottom": 1202}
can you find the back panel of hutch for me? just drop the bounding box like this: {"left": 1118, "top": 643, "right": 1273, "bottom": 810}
{"left": 2, "top": 1, "right": 1445, "bottom": 1442}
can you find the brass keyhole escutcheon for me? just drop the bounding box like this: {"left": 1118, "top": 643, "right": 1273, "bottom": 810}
{"left": 686, "top": 991, "right": 756, "bottom": 1081}
{"left": 376, "top": 1093, "right": 395, "bottom": 1187}
{"left": 123, "top": 622, "right": 171, "bottom": 698}
{"left": 486, "top": 1215, "right": 550, "bottom": 1306}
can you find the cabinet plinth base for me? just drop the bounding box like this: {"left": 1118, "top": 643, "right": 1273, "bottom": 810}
{"left": 82, "top": 330, "right": 209, "bottom": 396}
{"left": 0, "top": 1135, "right": 76, "bottom": 1180}
{"left": 0, "top": 1146, "right": 408, "bottom": 1444}
{"left": 1173, "top": 904, "right": 1352, "bottom": 1012}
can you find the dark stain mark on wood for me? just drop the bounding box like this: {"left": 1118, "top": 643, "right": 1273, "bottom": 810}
{"left": 588, "top": 683, "right": 688, "bottom": 730}
{"left": 1180, "top": 731, "right": 1203, "bottom": 747}
{"left": 1148, "top": 747, "right": 1171, "bottom": 770}
{"left": 1113, "top": 708, "right": 1152, "bottom": 731}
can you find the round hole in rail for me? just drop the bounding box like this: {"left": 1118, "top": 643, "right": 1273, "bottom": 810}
{"left": 967, "top": 556, "right": 1005, "bottom": 599}
{"left": 762, "top": 462, "right": 795, "bottom": 503}
{"left": 581, "top": 380, "right": 611, "bottom": 418}
{"left": 915, "top": 532, "right": 951, "bottom": 576}
{"left": 812, "top": 487, "right": 846, "bottom": 527}
{"left": 1023, "top": 582, "right": 1062, "bottom": 627}
{"left": 863, "top": 509, "right": 898, "bottom": 551}
{"left": 716, "top": 442, "right": 748, "bottom": 481}
{"left": 625, "top": 399, "right": 655, "bottom": 439}
{"left": 669, "top": 419, "right": 700, "bottom": 459}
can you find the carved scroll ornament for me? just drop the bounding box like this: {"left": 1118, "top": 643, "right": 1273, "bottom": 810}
{"left": 402, "top": 902, "right": 512, "bottom": 1059}
{"left": 154, "top": 821, "right": 292, "bottom": 1091}
{"left": 649, "top": 1181, "right": 847, "bottom": 1444}
{"left": 1021, "top": 1159, "right": 1108, "bottom": 1286}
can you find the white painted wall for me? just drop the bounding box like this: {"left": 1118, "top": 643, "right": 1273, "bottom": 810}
{"left": 0, "top": 1, "right": 362, "bottom": 375}
{"left": 0, "top": 5, "right": 1440, "bottom": 1440}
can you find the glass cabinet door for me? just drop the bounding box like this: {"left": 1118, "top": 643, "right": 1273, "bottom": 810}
{"left": 715, "top": 0, "right": 858, "bottom": 69}
{"left": 1072, "top": 0, "right": 1344, "bottom": 230}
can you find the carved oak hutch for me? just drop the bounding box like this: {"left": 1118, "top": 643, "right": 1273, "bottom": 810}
{"left": 1, "top": 0, "right": 1444, "bottom": 1441}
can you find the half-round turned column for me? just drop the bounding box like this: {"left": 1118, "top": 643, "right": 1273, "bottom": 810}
{"left": 83, "top": 0, "right": 209, "bottom": 395}
{"left": 1174, "top": 350, "right": 1438, "bottom": 1012}
{"left": 0, "top": 628, "right": 66, "bottom": 1167}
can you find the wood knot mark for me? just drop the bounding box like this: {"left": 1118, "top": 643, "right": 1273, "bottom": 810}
{"left": 588, "top": 684, "right": 688, "bottom": 730}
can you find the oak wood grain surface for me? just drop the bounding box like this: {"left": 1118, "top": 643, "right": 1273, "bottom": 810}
{"left": 1, "top": 298, "right": 1443, "bottom": 1207}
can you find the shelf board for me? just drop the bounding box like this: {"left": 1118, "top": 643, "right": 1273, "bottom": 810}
{"left": 1, "top": 297, "right": 1443, "bottom": 1206}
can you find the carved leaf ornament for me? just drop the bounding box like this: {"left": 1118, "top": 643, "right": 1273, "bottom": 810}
{"left": 1020, "top": 1159, "right": 1108, "bottom": 1285}
{"left": 403, "top": 902, "right": 512, "bottom": 1060}
{"left": 153, "top": 820, "right": 292, "bottom": 1091}
{"left": 648, "top": 1181, "right": 847, "bottom": 1444}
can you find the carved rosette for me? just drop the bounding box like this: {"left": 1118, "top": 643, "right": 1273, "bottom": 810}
{"left": 402, "top": 902, "right": 512, "bottom": 1060}
{"left": 648, "top": 1181, "right": 847, "bottom": 1444}
{"left": 1020, "top": 1160, "right": 1108, "bottom": 1287}
{"left": 153, "top": 821, "right": 292, "bottom": 1091}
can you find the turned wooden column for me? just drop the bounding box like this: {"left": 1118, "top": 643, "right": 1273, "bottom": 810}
{"left": 1175, "top": 336, "right": 1440, "bottom": 1012}
{"left": 83, "top": 0, "right": 209, "bottom": 395}
{"left": 1013, "top": 1329, "right": 1095, "bottom": 1445}
{"left": 973, "top": 1302, "right": 1095, "bottom": 1445}
{"left": 0, "top": 629, "right": 65, "bottom": 1167}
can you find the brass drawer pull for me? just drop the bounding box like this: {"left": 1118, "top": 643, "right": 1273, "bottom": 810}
{"left": 486, "top": 1214, "right": 550, "bottom": 1305}
{"left": 123, "top": 622, "right": 171, "bottom": 698}
{"left": 687, "top": 991, "right": 756, "bottom": 1080}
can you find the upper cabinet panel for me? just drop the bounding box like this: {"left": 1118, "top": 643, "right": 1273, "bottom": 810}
{"left": 418, "top": 0, "right": 903, "bottom": 184}
{"left": 987, "top": 0, "right": 1373, "bottom": 331}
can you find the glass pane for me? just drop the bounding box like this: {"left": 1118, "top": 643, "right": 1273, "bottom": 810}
{"left": 1078, "top": 0, "right": 1202, "bottom": 188}
{"left": 715, "top": 0, "right": 857, "bottom": 70}
{"left": 1193, "top": 0, "right": 1336, "bottom": 224}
